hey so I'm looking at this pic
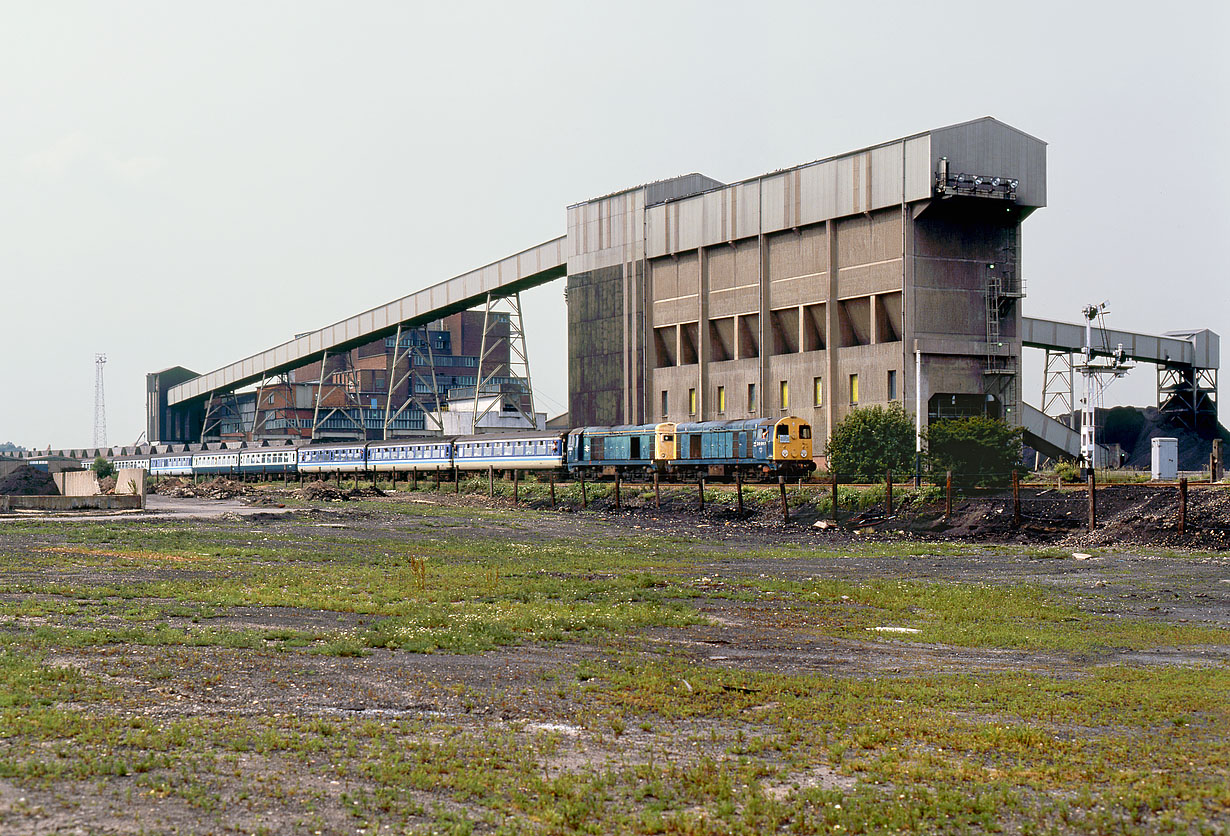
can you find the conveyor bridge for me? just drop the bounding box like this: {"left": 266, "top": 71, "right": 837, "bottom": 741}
{"left": 1019, "top": 317, "right": 1219, "bottom": 461}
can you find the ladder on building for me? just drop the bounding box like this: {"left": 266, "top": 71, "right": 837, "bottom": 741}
{"left": 984, "top": 224, "right": 1024, "bottom": 422}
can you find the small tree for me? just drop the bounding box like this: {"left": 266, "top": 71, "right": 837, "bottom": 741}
{"left": 824, "top": 405, "right": 915, "bottom": 479}
{"left": 91, "top": 455, "right": 115, "bottom": 481}
{"left": 924, "top": 416, "right": 1022, "bottom": 487}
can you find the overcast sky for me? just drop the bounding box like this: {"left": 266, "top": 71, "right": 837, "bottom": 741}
{"left": 2, "top": 1, "right": 1227, "bottom": 449}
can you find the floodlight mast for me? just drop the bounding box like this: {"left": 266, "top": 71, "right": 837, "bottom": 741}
{"left": 1077, "top": 303, "right": 1132, "bottom": 477}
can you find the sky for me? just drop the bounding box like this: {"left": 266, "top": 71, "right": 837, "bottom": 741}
{"left": 2, "top": 1, "right": 1227, "bottom": 449}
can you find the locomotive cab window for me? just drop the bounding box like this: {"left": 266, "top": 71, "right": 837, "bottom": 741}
{"left": 800, "top": 426, "right": 812, "bottom": 439}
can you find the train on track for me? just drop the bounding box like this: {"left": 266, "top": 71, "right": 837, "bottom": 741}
{"left": 105, "top": 416, "right": 816, "bottom": 481}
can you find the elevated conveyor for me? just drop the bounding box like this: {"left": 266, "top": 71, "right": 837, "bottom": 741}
{"left": 1023, "top": 316, "right": 1219, "bottom": 437}
{"left": 167, "top": 237, "right": 567, "bottom": 406}
{"left": 1022, "top": 317, "right": 1218, "bottom": 369}
{"left": 1020, "top": 403, "right": 1106, "bottom": 463}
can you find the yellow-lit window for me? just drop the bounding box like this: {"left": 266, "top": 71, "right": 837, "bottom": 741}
{"left": 850, "top": 373, "right": 859, "bottom": 406}
{"left": 813, "top": 377, "right": 823, "bottom": 407}
{"left": 716, "top": 386, "right": 726, "bottom": 413}
{"left": 779, "top": 380, "right": 789, "bottom": 411}
{"left": 688, "top": 388, "right": 697, "bottom": 415}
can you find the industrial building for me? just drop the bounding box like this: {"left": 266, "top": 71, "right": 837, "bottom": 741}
{"left": 116, "top": 117, "right": 1214, "bottom": 465}
{"left": 566, "top": 118, "right": 1040, "bottom": 438}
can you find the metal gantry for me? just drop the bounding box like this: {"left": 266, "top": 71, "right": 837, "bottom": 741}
{"left": 1041, "top": 350, "right": 1075, "bottom": 420}
{"left": 93, "top": 353, "right": 108, "bottom": 448}
{"left": 383, "top": 322, "right": 443, "bottom": 439}
{"left": 473, "top": 292, "right": 536, "bottom": 429}
{"left": 199, "top": 389, "right": 242, "bottom": 443}
{"left": 310, "top": 350, "right": 365, "bottom": 441}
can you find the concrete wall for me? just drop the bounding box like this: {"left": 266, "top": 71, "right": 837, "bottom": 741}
{"left": 53, "top": 471, "right": 99, "bottom": 496}
{"left": 0, "top": 495, "right": 143, "bottom": 512}
{"left": 114, "top": 468, "right": 147, "bottom": 496}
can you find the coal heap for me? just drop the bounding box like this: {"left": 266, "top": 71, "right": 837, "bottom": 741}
{"left": 0, "top": 465, "right": 60, "bottom": 496}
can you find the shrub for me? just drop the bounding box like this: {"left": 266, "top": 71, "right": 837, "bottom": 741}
{"left": 824, "top": 405, "right": 916, "bottom": 480}
{"left": 91, "top": 456, "right": 114, "bottom": 481}
{"left": 1054, "top": 460, "right": 1081, "bottom": 483}
{"left": 924, "top": 415, "right": 1023, "bottom": 488}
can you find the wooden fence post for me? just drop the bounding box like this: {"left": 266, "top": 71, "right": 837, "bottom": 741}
{"left": 832, "top": 472, "right": 839, "bottom": 522}
{"left": 697, "top": 478, "right": 705, "bottom": 512}
{"left": 549, "top": 476, "right": 556, "bottom": 509}
{"left": 489, "top": 466, "right": 494, "bottom": 498}
{"left": 945, "top": 471, "right": 953, "bottom": 520}
{"left": 580, "top": 473, "right": 588, "bottom": 510}
{"left": 513, "top": 469, "right": 519, "bottom": 504}
{"left": 614, "top": 473, "right": 621, "bottom": 511}
{"left": 410, "top": 469, "right": 417, "bottom": 491}
{"left": 778, "top": 475, "right": 789, "bottom": 523}
{"left": 1178, "top": 477, "right": 1188, "bottom": 536}
{"left": 735, "top": 470, "right": 744, "bottom": 515}
{"left": 885, "top": 469, "right": 893, "bottom": 516}
{"left": 653, "top": 472, "right": 661, "bottom": 509}
{"left": 1012, "top": 469, "right": 1021, "bottom": 527}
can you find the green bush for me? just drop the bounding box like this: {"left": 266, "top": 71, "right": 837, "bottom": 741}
{"left": 824, "top": 405, "right": 916, "bottom": 479}
{"left": 924, "top": 415, "right": 1022, "bottom": 488}
{"left": 91, "top": 456, "right": 114, "bottom": 481}
{"left": 1054, "top": 460, "right": 1081, "bottom": 483}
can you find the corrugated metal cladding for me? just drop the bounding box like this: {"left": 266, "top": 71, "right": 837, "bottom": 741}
{"left": 641, "top": 118, "right": 1044, "bottom": 259}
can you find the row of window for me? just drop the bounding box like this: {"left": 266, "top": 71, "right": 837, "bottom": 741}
{"left": 666, "top": 370, "right": 899, "bottom": 417}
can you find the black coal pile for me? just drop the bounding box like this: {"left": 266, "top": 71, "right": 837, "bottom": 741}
{"left": 1100, "top": 406, "right": 1228, "bottom": 471}
{"left": 0, "top": 465, "right": 60, "bottom": 496}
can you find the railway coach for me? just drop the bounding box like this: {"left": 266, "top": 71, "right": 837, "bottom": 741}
{"left": 454, "top": 431, "right": 566, "bottom": 474}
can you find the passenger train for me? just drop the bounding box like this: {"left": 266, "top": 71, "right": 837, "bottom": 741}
{"left": 107, "top": 416, "right": 815, "bottom": 481}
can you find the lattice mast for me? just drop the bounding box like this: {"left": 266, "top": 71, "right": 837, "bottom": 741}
{"left": 93, "top": 353, "right": 107, "bottom": 448}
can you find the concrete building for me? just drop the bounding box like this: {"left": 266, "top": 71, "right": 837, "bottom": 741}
{"left": 566, "top": 117, "right": 1043, "bottom": 447}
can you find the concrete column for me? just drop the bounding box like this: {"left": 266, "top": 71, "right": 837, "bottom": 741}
{"left": 698, "top": 246, "right": 709, "bottom": 419}
{"left": 825, "top": 219, "right": 839, "bottom": 441}
{"left": 758, "top": 234, "right": 771, "bottom": 419}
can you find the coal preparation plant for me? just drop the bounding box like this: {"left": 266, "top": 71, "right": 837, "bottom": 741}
{"left": 58, "top": 118, "right": 1217, "bottom": 468}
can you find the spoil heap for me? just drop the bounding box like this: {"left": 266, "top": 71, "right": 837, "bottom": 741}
{"left": 148, "top": 477, "right": 248, "bottom": 499}
{"left": 1101, "top": 406, "right": 1229, "bottom": 471}
{"left": 0, "top": 465, "right": 60, "bottom": 496}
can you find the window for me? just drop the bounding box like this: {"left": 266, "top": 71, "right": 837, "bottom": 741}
{"left": 716, "top": 386, "right": 726, "bottom": 413}
{"left": 779, "top": 380, "right": 789, "bottom": 411}
{"left": 887, "top": 369, "right": 897, "bottom": 400}
{"left": 661, "top": 390, "right": 668, "bottom": 417}
{"left": 850, "top": 373, "right": 859, "bottom": 406}
{"left": 688, "top": 388, "right": 697, "bottom": 415}
{"left": 813, "top": 377, "right": 823, "bottom": 407}
{"left": 748, "top": 383, "right": 756, "bottom": 412}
